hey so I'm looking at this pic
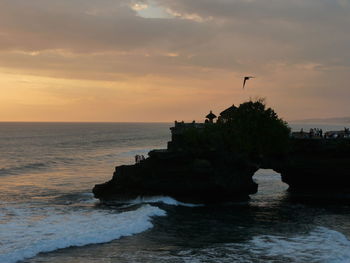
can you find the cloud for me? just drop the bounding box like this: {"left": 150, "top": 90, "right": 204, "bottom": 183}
{"left": 1, "top": 0, "right": 349, "bottom": 73}
{"left": 0, "top": 0, "right": 210, "bottom": 53}
{"left": 157, "top": 0, "right": 350, "bottom": 65}
{"left": 0, "top": 0, "right": 350, "bottom": 121}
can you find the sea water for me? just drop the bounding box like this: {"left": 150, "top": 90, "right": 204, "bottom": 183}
{"left": 0, "top": 122, "right": 349, "bottom": 263}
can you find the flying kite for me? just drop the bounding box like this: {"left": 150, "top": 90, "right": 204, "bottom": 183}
{"left": 242, "top": 76, "right": 255, "bottom": 89}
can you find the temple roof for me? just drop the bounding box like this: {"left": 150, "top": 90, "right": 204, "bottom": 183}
{"left": 206, "top": 110, "right": 217, "bottom": 120}
{"left": 220, "top": 104, "right": 237, "bottom": 117}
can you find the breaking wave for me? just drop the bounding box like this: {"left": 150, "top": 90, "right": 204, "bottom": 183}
{"left": 248, "top": 226, "right": 350, "bottom": 262}
{"left": 0, "top": 204, "right": 166, "bottom": 263}
{"left": 175, "top": 227, "right": 350, "bottom": 263}
{"left": 121, "top": 196, "right": 204, "bottom": 207}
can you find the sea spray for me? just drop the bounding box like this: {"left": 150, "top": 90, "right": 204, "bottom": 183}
{"left": 122, "top": 196, "right": 204, "bottom": 207}
{"left": 0, "top": 204, "right": 166, "bottom": 263}
{"left": 248, "top": 227, "right": 350, "bottom": 262}
{"left": 176, "top": 227, "right": 350, "bottom": 263}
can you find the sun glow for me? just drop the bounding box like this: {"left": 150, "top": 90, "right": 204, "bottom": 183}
{"left": 0, "top": 0, "right": 349, "bottom": 122}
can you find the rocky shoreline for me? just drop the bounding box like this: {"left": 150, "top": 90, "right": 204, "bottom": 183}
{"left": 93, "top": 149, "right": 259, "bottom": 203}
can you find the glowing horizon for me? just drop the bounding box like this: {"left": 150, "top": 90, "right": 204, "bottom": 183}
{"left": 1, "top": 0, "right": 349, "bottom": 122}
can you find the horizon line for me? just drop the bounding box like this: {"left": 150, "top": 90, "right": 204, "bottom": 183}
{"left": 0, "top": 121, "right": 174, "bottom": 124}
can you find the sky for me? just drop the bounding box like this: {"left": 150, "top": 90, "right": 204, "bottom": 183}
{"left": 0, "top": 0, "right": 349, "bottom": 122}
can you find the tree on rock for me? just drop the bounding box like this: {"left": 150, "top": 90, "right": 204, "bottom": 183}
{"left": 218, "top": 99, "right": 290, "bottom": 157}
{"left": 182, "top": 99, "right": 290, "bottom": 157}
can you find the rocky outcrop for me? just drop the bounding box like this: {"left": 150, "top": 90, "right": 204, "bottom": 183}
{"left": 93, "top": 150, "right": 258, "bottom": 203}
{"left": 93, "top": 138, "right": 350, "bottom": 203}
{"left": 276, "top": 139, "right": 350, "bottom": 193}
{"left": 92, "top": 99, "right": 350, "bottom": 202}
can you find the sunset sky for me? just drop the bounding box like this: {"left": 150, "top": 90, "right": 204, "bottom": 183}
{"left": 1, "top": 0, "right": 349, "bottom": 122}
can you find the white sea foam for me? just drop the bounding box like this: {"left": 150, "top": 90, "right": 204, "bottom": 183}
{"left": 0, "top": 204, "right": 166, "bottom": 263}
{"left": 248, "top": 227, "right": 350, "bottom": 263}
{"left": 176, "top": 227, "right": 350, "bottom": 263}
{"left": 77, "top": 192, "right": 99, "bottom": 204}
{"left": 125, "top": 196, "right": 203, "bottom": 207}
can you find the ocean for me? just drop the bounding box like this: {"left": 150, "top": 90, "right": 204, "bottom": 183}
{"left": 0, "top": 122, "right": 350, "bottom": 263}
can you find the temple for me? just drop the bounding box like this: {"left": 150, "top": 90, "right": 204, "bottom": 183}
{"left": 205, "top": 111, "right": 217, "bottom": 123}
{"left": 218, "top": 104, "right": 237, "bottom": 123}
{"left": 93, "top": 101, "right": 350, "bottom": 203}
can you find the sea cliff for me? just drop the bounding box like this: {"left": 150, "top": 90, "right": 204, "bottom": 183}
{"left": 276, "top": 138, "right": 350, "bottom": 192}
{"left": 93, "top": 149, "right": 259, "bottom": 203}
{"left": 93, "top": 101, "right": 350, "bottom": 202}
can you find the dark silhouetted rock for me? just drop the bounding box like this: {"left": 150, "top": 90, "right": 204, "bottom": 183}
{"left": 93, "top": 150, "right": 258, "bottom": 203}
{"left": 93, "top": 101, "right": 350, "bottom": 203}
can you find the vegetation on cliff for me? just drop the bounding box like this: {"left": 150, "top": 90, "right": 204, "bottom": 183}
{"left": 182, "top": 99, "right": 291, "bottom": 157}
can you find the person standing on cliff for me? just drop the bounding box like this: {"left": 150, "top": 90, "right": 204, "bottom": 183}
{"left": 309, "top": 128, "right": 314, "bottom": 138}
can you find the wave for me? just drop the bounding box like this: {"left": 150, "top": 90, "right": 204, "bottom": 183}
{"left": 0, "top": 162, "right": 48, "bottom": 176}
{"left": 175, "top": 227, "right": 350, "bottom": 263}
{"left": 248, "top": 227, "right": 350, "bottom": 262}
{"left": 0, "top": 204, "right": 166, "bottom": 263}
{"left": 0, "top": 156, "right": 78, "bottom": 177}
{"left": 120, "top": 196, "right": 203, "bottom": 207}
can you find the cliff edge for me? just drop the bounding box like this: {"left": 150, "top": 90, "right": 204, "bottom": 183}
{"left": 93, "top": 100, "right": 350, "bottom": 203}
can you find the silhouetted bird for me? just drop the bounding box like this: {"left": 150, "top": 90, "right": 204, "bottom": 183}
{"left": 242, "top": 76, "right": 255, "bottom": 89}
